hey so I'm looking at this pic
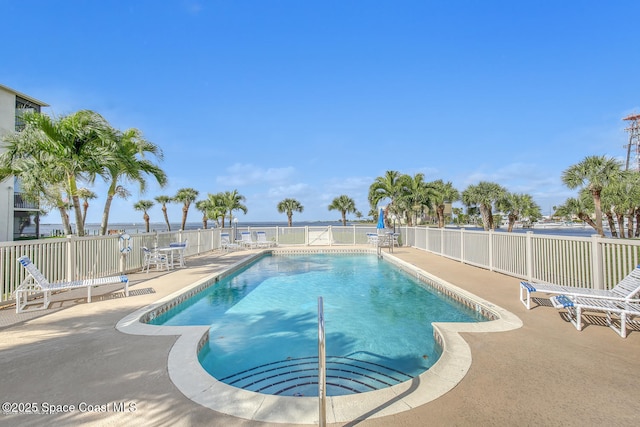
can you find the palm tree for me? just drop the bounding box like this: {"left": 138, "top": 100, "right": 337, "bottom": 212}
{"left": 368, "top": 170, "right": 406, "bottom": 221}
{"left": 554, "top": 194, "right": 597, "bottom": 230}
{"left": 133, "top": 200, "right": 154, "bottom": 232}
{"left": 461, "top": 181, "right": 507, "bottom": 230}
{"left": 155, "top": 195, "right": 173, "bottom": 231}
{"left": 77, "top": 187, "right": 97, "bottom": 229}
{"left": 562, "top": 155, "right": 622, "bottom": 237}
{"left": 277, "top": 198, "right": 304, "bottom": 226}
{"left": 0, "top": 133, "right": 73, "bottom": 235}
{"left": 496, "top": 192, "right": 541, "bottom": 232}
{"left": 1, "top": 110, "right": 115, "bottom": 236}
{"left": 396, "top": 173, "right": 433, "bottom": 226}
{"left": 195, "top": 200, "right": 210, "bottom": 229}
{"left": 205, "top": 193, "right": 226, "bottom": 227}
{"left": 221, "top": 189, "right": 248, "bottom": 227}
{"left": 430, "top": 180, "right": 460, "bottom": 228}
{"left": 328, "top": 195, "right": 357, "bottom": 226}
{"left": 99, "top": 127, "right": 167, "bottom": 235}
{"left": 174, "top": 188, "right": 199, "bottom": 230}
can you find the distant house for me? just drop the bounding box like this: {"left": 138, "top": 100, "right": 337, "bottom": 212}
{"left": 0, "top": 83, "right": 49, "bottom": 241}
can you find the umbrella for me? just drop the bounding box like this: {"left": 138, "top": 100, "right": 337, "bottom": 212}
{"left": 377, "top": 208, "right": 385, "bottom": 229}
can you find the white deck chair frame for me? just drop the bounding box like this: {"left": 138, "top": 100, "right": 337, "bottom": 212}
{"left": 14, "top": 256, "right": 129, "bottom": 314}
{"left": 255, "top": 231, "right": 275, "bottom": 248}
{"left": 550, "top": 294, "right": 640, "bottom": 338}
{"left": 519, "top": 265, "right": 640, "bottom": 309}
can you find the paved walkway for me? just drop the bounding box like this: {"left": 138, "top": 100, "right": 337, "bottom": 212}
{"left": 0, "top": 247, "right": 638, "bottom": 426}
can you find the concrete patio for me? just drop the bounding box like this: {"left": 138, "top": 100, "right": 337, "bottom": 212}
{"left": 1, "top": 247, "right": 638, "bottom": 426}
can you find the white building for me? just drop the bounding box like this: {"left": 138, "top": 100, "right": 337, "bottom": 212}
{"left": 0, "top": 83, "right": 49, "bottom": 241}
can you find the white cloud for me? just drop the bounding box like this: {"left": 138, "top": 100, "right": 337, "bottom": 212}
{"left": 216, "top": 163, "right": 296, "bottom": 187}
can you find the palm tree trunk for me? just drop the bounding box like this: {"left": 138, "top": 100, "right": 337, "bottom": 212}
{"left": 82, "top": 201, "right": 89, "bottom": 228}
{"left": 100, "top": 194, "right": 114, "bottom": 235}
{"left": 181, "top": 207, "right": 188, "bottom": 230}
{"left": 144, "top": 213, "right": 150, "bottom": 233}
{"left": 58, "top": 205, "right": 72, "bottom": 235}
{"left": 437, "top": 205, "right": 445, "bottom": 228}
{"left": 615, "top": 213, "right": 625, "bottom": 238}
{"left": 605, "top": 212, "right": 617, "bottom": 238}
{"left": 592, "top": 191, "right": 604, "bottom": 237}
{"left": 288, "top": 214, "right": 293, "bottom": 227}
{"left": 342, "top": 212, "right": 347, "bottom": 226}
{"left": 162, "top": 205, "right": 171, "bottom": 231}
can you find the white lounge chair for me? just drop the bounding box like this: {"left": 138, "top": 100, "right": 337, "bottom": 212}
{"left": 550, "top": 294, "right": 640, "bottom": 338}
{"left": 221, "top": 233, "right": 241, "bottom": 252}
{"left": 14, "top": 255, "right": 129, "bottom": 314}
{"left": 142, "top": 246, "right": 170, "bottom": 273}
{"left": 256, "top": 231, "right": 275, "bottom": 248}
{"left": 240, "top": 231, "right": 258, "bottom": 248}
{"left": 519, "top": 265, "right": 640, "bottom": 309}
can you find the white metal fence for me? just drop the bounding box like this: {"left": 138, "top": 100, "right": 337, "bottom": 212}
{"left": 404, "top": 227, "right": 640, "bottom": 290}
{"left": 2, "top": 225, "right": 640, "bottom": 304}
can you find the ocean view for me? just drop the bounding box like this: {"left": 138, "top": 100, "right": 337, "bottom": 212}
{"left": 26, "top": 221, "right": 605, "bottom": 239}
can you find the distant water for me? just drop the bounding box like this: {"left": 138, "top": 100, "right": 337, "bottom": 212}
{"left": 25, "top": 221, "right": 615, "bottom": 239}
{"left": 30, "top": 221, "right": 354, "bottom": 237}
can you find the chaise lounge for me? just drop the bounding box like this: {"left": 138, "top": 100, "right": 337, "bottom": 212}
{"left": 550, "top": 294, "right": 640, "bottom": 338}
{"left": 14, "top": 255, "right": 129, "bottom": 313}
{"left": 519, "top": 265, "right": 640, "bottom": 309}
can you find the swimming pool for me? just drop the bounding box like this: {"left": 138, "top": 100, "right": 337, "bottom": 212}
{"left": 118, "top": 248, "right": 522, "bottom": 423}
{"left": 148, "top": 253, "right": 486, "bottom": 397}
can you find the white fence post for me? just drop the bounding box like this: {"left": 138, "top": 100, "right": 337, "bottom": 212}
{"left": 488, "top": 230, "right": 494, "bottom": 271}
{"left": 591, "top": 234, "right": 604, "bottom": 290}
{"left": 525, "top": 231, "right": 533, "bottom": 282}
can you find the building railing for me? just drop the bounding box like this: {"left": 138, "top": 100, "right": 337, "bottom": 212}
{"left": 2, "top": 225, "right": 639, "bottom": 304}
{"left": 13, "top": 193, "right": 39, "bottom": 210}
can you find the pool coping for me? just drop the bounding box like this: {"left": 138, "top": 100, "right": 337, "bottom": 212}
{"left": 116, "top": 248, "right": 522, "bottom": 424}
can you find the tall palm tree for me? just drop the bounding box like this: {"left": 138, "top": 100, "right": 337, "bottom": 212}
{"left": 1, "top": 110, "right": 115, "bottom": 236}
{"left": 396, "top": 173, "right": 433, "bottom": 226}
{"left": 277, "top": 198, "right": 304, "bottom": 226}
{"left": 133, "top": 200, "right": 154, "bottom": 233}
{"left": 99, "top": 128, "right": 167, "bottom": 235}
{"left": 0, "top": 133, "right": 73, "bottom": 234}
{"left": 195, "top": 199, "right": 210, "bottom": 229}
{"left": 174, "top": 188, "right": 199, "bottom": 230}
{"left": 562, "top": 155, "right": 622, "bottom": 237}
{"left": 205, "top": 193, "right": 226, "bottom": 227}
{"left": 368, "top": 170, "right": 406, "bottom": 221}
{"left": 430, "top": 180, "right": 460, "bottom": 228}
{"left": 77, "top": 187, "right": 97, "bottom": 229}
{"left": 222, "top": 189, "right": 248, "bottom": 227}
{"left": 155, "top": 195, "right": 173, "bottom": 231}
{"left": 461, "top": 181, "right": 507, "bottom": 230}
{"left": 328, "top": 195, "right": 357, "bottom": 226}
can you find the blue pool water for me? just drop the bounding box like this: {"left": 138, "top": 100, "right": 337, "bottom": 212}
{"left": 150, "top": 253, "right": 486, "bottom": 396}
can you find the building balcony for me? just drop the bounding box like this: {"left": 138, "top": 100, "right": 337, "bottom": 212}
{"left": 14, "top": 193, "right": 39, "bottom": 210}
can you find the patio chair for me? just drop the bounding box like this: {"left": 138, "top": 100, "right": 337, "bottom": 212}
{"left": 14, "top": 255, "right": 129, "bottom": 314}
{"left": 519, "top": 265, "right": 640, "bottom": 309}
{"left": 142, "top": 246, "right": 170, "bottom": 273}
{"left": 256, "top": 231, "right": 275, "bottom": 248}
{"left": 240, "top": 231, "right": 258, "bottom": 248}
{"left": 221, "top": 233, "right": 241, "bottom": 252}
{"left": 550, "top": 294, "right": 640, "bottom": 338}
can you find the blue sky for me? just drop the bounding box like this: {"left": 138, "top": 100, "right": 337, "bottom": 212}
{"left": 2, "top": 1, "right": 640, "bottom": 225}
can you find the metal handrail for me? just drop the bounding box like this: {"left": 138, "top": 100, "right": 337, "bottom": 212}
{"left": 318, "top": 296, "right": 326, "bottom": 427}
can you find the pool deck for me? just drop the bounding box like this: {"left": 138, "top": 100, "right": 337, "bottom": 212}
{"left": 1, "top": 247, "right": 638, "bottom": 426}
